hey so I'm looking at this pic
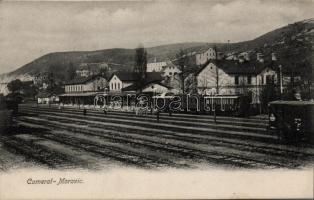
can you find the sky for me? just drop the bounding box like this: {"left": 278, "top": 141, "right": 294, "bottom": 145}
{"left": 0, "top": 0, "right": 313, "bottom": 74}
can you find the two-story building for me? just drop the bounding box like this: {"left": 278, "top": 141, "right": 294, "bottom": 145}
{"left": 195, "top": 47, "right": 217, "bottom": 66}
{"left": 33, "top": 72, "right": 53, "bottom": 89}
{"left": 195, "top": 60, "right": 278, "bottom": 104}
{"left": 147, "top": 58, "right": 167, "bottom": 72}
{"left": 161, "top": 62, "right": 181, "bottom": 77}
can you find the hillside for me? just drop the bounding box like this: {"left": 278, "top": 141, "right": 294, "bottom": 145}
{"left": 1, "top": 18, "right": 313, "bottom": 84}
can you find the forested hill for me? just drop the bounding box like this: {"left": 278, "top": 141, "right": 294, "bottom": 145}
{"left": 1, "top": 18, "right": 313, "bottom": 83}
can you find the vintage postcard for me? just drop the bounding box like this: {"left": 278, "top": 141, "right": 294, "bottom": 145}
{"left": 0, "top": 0, "right": 313, "bottom": 199}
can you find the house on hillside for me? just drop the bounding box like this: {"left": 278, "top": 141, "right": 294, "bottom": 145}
{"left": 76, "top": 62, "right": 109, "bottom": 77}
{"left": 147, "top": 58, "right": 167, "bottom": 72}
{"left": 161, "top": 62, "right": 181, "bottom": 77}
{"left": 33, "top": 72, "right": 53, "bottom": 89}
{"left": 195, "top": 59, "right": 278, "bottom": 104}
{"left": 195, "top": 47, "right": 217, "bottom": 65}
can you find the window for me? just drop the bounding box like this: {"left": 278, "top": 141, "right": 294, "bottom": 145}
{"left": 248, "top": 76, "right": 252, "bottom": 84}
{"left": 111, "top": 83, "right": 113, "bottom": 90}
{"left": 114, "top": 83, "right": 117, "bottom": 90}
{"left": 235, "top": 76, "right": 239, "bottom": 85}
{"left": 118, "top": 83, "right": 120, "bottom": 89}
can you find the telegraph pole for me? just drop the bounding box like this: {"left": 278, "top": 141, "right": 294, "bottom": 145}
{"left": 279, "top": 65, "right": 283, "bottom": 98}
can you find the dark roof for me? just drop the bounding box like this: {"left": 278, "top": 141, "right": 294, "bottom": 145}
{"left": 121, "top": 84, "right": 137, "bottom": 91}
{"left": 110, "top": 72, "right": 137, "bottom": 82}
{"left": 122, "top": 80, "right": 169, "bottom": 92}
{"left": 65, "top": 74, "right": 106, "bottom": 85}
{"left": 146, "top": 72, "right": 163, "bottom": 82}
{"left": 270, "top": 100, "right": 314, "bottom": 106}
{"left": 196, "top": 60, "right": 279, "bottom": 76}
{"left": 37, "top": 91, "right": 53, "bottom": 98}
{"left": 109, "top": 72, "right": 163, "bottom": 82}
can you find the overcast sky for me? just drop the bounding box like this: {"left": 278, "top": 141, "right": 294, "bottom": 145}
{"left": 0, "top": 0, "right": 313, "bottom": 74}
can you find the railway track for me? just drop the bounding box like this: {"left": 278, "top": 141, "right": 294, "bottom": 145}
{"left": 17, "top": 117, "right": 266, "bottom": 168}
{"left": 10, "top": 104, "right": 314, "bottom": 169}
{"left": 20, "top": 107, "right": 275, "bottom": 143}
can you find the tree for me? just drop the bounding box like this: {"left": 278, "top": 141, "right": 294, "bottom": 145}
{"left": 175, "top": 49, "right": 189, "bottom": 94}
{"left": 99, "top": 66, "right": 110, "bottom": 78}
{"left": 22, "top": 82, "right": 38, "bottom": 99}
{"left": 66, "top": 62, "right": 76, "bottom": 81}
{"left": 7, "top": 79, "right": 23, "bottom": 94}
{"left": 133, "top": 45, "right": 147, "bottom": 93}
{"left": 184, "top": 73, "right": 197, "bottom": 94}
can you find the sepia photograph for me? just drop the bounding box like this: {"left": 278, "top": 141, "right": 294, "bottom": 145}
{"left": 0, "top": 0, "right": 313, "bottom": 199}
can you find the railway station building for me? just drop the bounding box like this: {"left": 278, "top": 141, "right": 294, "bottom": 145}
{"left": 195, "top": 59, "right": 278, "bottom": 105}
{"left": 59, "top": 74, "right": 108, "bottom": 105}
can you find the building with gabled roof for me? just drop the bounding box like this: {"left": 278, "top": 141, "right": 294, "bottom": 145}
{"left": 122, "top": 80, "right": 170, "bottom": 94}
{"left": 195, "top": 47, "right": 217, "bottom": 65}
{"left": 161, "top": 62, "right": 181, "bottom": 77}
{"left": 195, "top": 59, "right": 278, "bottom": 104}
{"left": 147, "top": 57, "right": 168, "bottom": 72}
{"left": 64, "top": 74, "right": 108, "bottom": 93}
{"left": 59, "top": 74, "right": 108, "bottom": 105}
{"left": 108, "top": 72, "right": 163, "bottom": 93}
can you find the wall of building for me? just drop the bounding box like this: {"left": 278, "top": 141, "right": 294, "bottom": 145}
{"left": 65, "top": 77, "right": 107, "bottom": 93}
{"left": 84, "top": 77, "right": 107, "bottom": 92}
{"left": 196, "top": 63, "right": 233, "bottom": 95}
{"left": 109, "top": 75, "right": 133, "bottom": 92}
{"left": 142, "top": 83, "right": 169, "bottom": 93}
{"left": 196, "top": 48, "right": 216, "bottom": 65}
{"left": 196, "top": 63, "right": 278, "bottom": 103}
{"left": 163, "top": 65, "right": 181, "bottom": 76}
{"left": 76, "top": 70, "right": 91, "bottom": 77}
{"left": 147, "top": 62, "right": 167, "bottom": 72}
{"left": 109, "top": 75, "right": 123, "bottom": 91}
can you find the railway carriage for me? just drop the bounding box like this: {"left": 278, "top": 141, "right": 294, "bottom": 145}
{"left": 152, "top": 94, "right": 251, "bottom": 116}
{"left": 268, "top": 100, "right": 314, "bottom": 143}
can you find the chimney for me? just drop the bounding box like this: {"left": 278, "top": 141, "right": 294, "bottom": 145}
{"left": 257, "top": 53, "right": 264, "bottom": 63}
{"left": 271, "top": 53, "right": 277, "bottom": 61}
